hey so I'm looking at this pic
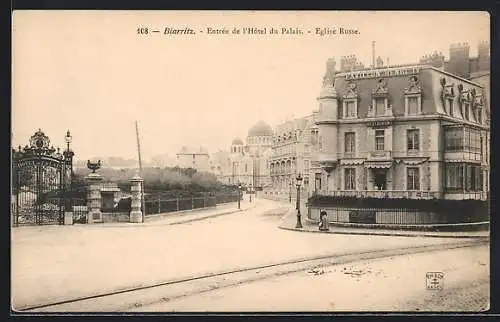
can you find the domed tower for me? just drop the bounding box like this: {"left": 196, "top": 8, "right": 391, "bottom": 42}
{"left": 230, "top": 137, "right": 244, "bottom": 155}
{"left": 247, "top": 120, "right": 273, "bottom": 156}
{"left": 246, "top": 120, "right": 274, "bottom": 189}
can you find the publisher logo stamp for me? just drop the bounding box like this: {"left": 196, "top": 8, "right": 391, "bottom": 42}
{"left": 426, "top": 272, "right": 444, "bottom": 290}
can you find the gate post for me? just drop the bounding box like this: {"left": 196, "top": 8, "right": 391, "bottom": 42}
{"left": 129, "top": 173, "right": 144, "bottom": 223}
{"left": 86, "top": 172, "right": 103, "bottom": 224}
{"left": 64, "top": 207, "right": 73, "bottom": 225}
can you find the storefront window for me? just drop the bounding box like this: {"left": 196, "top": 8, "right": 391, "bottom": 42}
{"left": 445, "top": 163, "right": 464, "bottom": 191}
{"left": 445, "top": 163, "right": 482, "bottom": 192}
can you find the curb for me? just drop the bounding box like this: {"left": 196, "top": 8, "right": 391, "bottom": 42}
{"left": 277, "top": 225, "right": 490, "bottom": 239}
{"left": 279, "top": 211, "right": 490, "bottom": 239}
{"left": 304, "top": 217, "right": 490, "bottom": 232}
{"left": 144, "top": 201, "right": 243, "bottom": 222}
{"left": 168, "top": 204, "right": 257, "bottom": 225}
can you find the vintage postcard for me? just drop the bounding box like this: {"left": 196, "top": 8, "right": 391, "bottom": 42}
{"left": 11, "top": 10, "right": 490, "bottom": 313}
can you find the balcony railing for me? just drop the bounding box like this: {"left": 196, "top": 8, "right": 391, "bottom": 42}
{"left": 368, "top": 150, "right": 392, "bottom": 160}
{"left": 444, "top": 191, "right": 488, "bottom": 201}
{"left": 316, "top": 153, "right": 339, "bottom": 164}
{"left": 320, "top": 190, "right": 441, "bottom": 199}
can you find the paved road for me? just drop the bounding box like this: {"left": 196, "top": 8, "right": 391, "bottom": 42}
{"left": 11, "top": 199, "right": 489, "bottom": 312}
{"left": 131, "top": 244, "right": 488, "bottom": 312}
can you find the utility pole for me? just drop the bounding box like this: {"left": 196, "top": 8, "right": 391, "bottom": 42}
{"left": 372, "top": 41, "right": 376, "bottom": 68}
{"left": 135, "top": 121, "right": 145, "bottom": 223}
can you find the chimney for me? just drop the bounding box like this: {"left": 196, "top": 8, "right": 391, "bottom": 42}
{"left": 447, "top": 42, "right": 471, "bottom": 79}
{"left": 477, "top": 41, "right": 490, "bottom": 72}
{"left": 322, "top": 57, "right": 336, "bottom": 85}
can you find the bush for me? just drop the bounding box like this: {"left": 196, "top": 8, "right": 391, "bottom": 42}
{"left": 308, "top": 195, "right": 490, "bottom": 222}
{"left": 73, "top": 166, "right": 238, "bottom": 195}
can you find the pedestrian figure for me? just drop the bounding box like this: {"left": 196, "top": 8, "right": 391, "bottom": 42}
{"left": 319, "top": 210, "right": 329, "bottom": 231}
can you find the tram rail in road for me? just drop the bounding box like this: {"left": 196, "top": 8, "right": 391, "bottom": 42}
{"left": 14, "top": 238, "right": 488, "bottom": 312}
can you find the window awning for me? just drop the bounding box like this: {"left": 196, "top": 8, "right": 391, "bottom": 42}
{"left": 402, "top": 158, "right": 428, "bottom": 165}
{"left": 340, "top": 159, "right": 365, "bottom": 165}
{"left": 364, "top": 161, "right": 392, "bottom": 169}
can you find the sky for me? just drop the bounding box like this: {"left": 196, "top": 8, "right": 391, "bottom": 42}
{"left": 12, "top": 11, "right": 490, "bottom": 162}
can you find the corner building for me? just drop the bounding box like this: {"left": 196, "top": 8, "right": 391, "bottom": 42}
{"left": 314, "top": 63, "right": 489, "bottom": 201}
{"left": 266, "top": 113, "right": 320, "bottom": 201}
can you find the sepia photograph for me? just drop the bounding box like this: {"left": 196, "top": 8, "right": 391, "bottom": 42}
{"left": 11, "top": 10, "right": 490, "bottom": 313}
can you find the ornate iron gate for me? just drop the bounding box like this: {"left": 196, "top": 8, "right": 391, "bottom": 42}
{"left": 12, "top": 130, "right": 71, "bottom": 226}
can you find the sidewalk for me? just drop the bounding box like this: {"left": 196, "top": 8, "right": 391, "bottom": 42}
{"left": 13, "top": 202, "right": 254, "bottom": 233}
{"left": 278, "top": 210, "right": 490, "bottom": 239}
{"left": 136, "top": 201, "right": 255, "bottom": 227}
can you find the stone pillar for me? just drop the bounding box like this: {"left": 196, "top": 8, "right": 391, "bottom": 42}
{"left": 86, "top": 173, "right": 103, "bottom": 224}
{"left": 129, "top": 173, "right": 144, "bottom": 223}
{"left": 64, "top": 211, "right": 73, "bottom": 225}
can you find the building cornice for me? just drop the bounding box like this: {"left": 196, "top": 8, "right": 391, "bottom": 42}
{"left": 315, "top": 114, "right": 489, "bottom": 130}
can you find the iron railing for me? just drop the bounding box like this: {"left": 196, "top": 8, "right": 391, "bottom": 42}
{"left": 143, "top": 192, "right": 241, "bottom": 216}
{"left": 320, "top": 190, "right": 442, "bottom": 199}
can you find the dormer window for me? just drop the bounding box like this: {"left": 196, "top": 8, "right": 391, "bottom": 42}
{"left": 404, "top": 76, "right": 422, "bottom": 116}
{"left": 345, "top": 101, "right": 357, "bottom": 117}
{"left": 407, "top": 97, "right": 419, "bottom": 115}
{"left": 473, "top": 91, "right": 485, "bottom": 124}
{"left": 458, "top": 85, "right": 473, "bottom": 121}
{"left": 374, "top": 97, "right": 386, "bottom": 116}
{"left": 343, "top": 81, "right": 358, "bottom": 119}
{"left": 370, "top": 78, "right": 391, "bottom": 117}
{"left": 448, "top": 98, "right": 454, "bottom": 117}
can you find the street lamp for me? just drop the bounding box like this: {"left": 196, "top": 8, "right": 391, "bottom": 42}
{"left": 289, "top": 180, "right": 292, "bottom": 203}
{"left": 63, "top": 130, "right": 74, "bottom": 218}
{"left": 249, "top": 183, "right": 252, "bottom": 203}
{"left": 295, "top": 173, "right": 303, "bottom": 229}
{"left": 238, "top": 183, "right": 242, "bottom": 209}
{"left": 64, "top": 130, "right": 74, "bottom": 173}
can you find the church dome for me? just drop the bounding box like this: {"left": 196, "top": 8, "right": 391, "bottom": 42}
{"left": 232, "top": 138, "right": 244, "bottom": 145}
{"left": 248, "top": 121, "right": 273, "bottom": 137}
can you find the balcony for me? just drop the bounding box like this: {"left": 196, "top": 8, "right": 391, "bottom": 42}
{"left": 315, "top": 153, "right": 339, "bottom": 164}
{"left": 367, "top": 150, "right": 392, "bottom": 160}
{"left": 270, "top": 152, "right": 296, "bottom": 160}
{"left": 444, "top": 192, "right": 488, "bottom": 201}
{"left": 320, "top": 190, "right": 441, "bottom": 199}
{"left": 444, "top": 151, "right": 481, "bottom": 163}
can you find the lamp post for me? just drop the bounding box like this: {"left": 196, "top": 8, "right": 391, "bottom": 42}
{"left": 238, "top": 183, "right": 241, "bottom": 209}
{"left": 249, "top": 183, "right": 252, "bottom": 203}
{"left": 289, "top": 180, "right": 292, "bottom": 203}
{"left": 295, "top": 173, "right": 303, "bottom": 229}
{"left": 63, "top": 130, "right": 74, "bottom": 216}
